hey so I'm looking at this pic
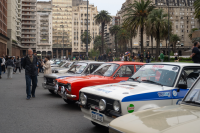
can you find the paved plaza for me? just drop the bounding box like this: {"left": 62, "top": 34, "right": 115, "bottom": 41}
{"left": 0, "top": 71, "right": 108, "bottom": 133}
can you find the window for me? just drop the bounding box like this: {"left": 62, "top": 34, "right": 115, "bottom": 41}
{"left": 85, "top": 64, "right": 101, "bottom": 74}
{"left": 116, "top": 66, "right": 134, "bottom": 77}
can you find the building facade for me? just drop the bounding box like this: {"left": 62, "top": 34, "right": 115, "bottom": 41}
{"left": 72, "top": 4, "right": 99, "bottom": 56}
{"left": 0, "top": 0, "right": 9, "bottom": 56}
{"left": 7, "top": 0, "right": 22, "bottom": 57}
{"left": 52, "top": 0, "right": 72, "bottom": 59}
{"left": 36, "top": 1, "right": 52, "bottom": 59}
{"left": 72, "top": 0, "right": 87, "bottom": 6}
{"left": 118, "top": 0, "right": 199, "bottom": 56}
{"left": 21, "top": 0, "right": 37, "bottom": 56}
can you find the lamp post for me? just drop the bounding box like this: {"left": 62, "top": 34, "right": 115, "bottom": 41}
{"left": 86, "top": 0, "right": 89, "bottom": 60}
{"left": 60, "top": 25, "right": 64, "bottom": 59}
{"left": 167, "top": 0, "right": 170, "bottom": 62}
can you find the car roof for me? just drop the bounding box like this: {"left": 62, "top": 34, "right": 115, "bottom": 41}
{"left": 105, "top": 61, "right": 146, "bottom": 65}
{"left": 74, "top": 61, "right": 105, "bottom": 64}
{"left": 147, "top": 62, "right": 200, "bottom": 67}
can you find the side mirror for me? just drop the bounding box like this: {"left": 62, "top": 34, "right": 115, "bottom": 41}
{"left": 113, "top": 74, "right": 119, "bottom": 79}
{"left": 177, "top": 84, "right": 187, "bottom": 92}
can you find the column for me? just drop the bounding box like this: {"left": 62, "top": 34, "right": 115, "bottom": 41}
{"left": 66, "top": 50, "right": 68, "bottom": 57}
{"left": 61, "top": 49, "right": 63, "bottom": 58}
{"left": 56, "top": 49, "right": 58, "bottom": 58}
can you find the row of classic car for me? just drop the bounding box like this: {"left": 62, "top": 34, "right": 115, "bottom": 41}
{"left": 42, "top": 61, "right": 200, "bottom": 133}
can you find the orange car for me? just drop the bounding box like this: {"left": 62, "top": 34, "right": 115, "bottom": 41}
{"left": 56, "top": 62, "right": 145, "bottom": 104}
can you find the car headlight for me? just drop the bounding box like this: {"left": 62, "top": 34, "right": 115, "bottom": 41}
{"left": 53, "top": 79, "right": 56, "bottom": 85}
{"left": 99, "top": 99, "right": 106, "bottom": 111}
{"left": 80, "top": 93, "right": 87, "bottom": 105}
{"left": 68, "top": 84, "right": 71, "bottom": 92}
{"left": 61, "top": 86, "right": 65, "bottom": 94}
{"left": 113, "top": 101, "right": 120, "bottom": 112}
{"left": 44, "top": 77, "right": 46, "bottom": 84}
{"left": 55, "top": 82, "right": 59, "bottom": 91}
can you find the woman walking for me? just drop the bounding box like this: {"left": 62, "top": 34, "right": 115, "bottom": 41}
{"left": 42, "top": 56, "right": 52, "bottom": 75}
{"left": 15, "top": 56, "right": 21, "bottom": 74}
{"left": 6, "top": 56, "right": 14, "bottom": 79}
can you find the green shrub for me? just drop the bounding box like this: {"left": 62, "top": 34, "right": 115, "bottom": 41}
{"left": 170, "top": 51, "right": 174, "bottom": 56}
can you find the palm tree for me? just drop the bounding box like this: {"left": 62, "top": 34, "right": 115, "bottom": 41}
{"left": 188, "top": 28, "right": 198, "bottom": 39}
{"left": 109, "top": 25, "right": 121, "bottom": 56}
{"left": 146, "top": 9, "right": 169, "bottom": 61}
{"left": 94, "top": 10, "right": 112, "bottom": 54}
{"left": 194, "top": 0, "right": 200, "bottom": 20}
{"left": 117, "top": 28, "right": 130, "bottom": 54}
{"left": 81, "top": 31, "right": 92, "bottom": 48}
{"left": 123, "top": 0, "right": 155, "bottom": 53}
{"left": 170, "top": 34, "right": 180, "bottom": 52}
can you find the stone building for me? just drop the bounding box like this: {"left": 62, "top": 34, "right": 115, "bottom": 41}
{"left": 36, "top": 1, "right": 52, "bottom": 59}
{"left": 0, "top": 0, "right": 9, "bottom": 56}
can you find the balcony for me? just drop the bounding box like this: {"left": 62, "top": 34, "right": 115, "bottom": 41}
{"left": 18, "top": 5, "right": 21, "bottom": 10}
{"left": 38, "top": 43, "right": 50, "bottom": 46}
{"left": 22, "top": 8, "right": 36, "bottom": 11}
{"left": 22, "top": 22, "right": 36, "bottom": 25}
{"left": 17, "top": 33, "right": 21, "bottom": 37}
{"left": 22, "top": 17, "right": 36, "bottom": 20}
{"left": 21, "top": 36, "right": 36, "bottom": 38}
{"left": 22, "top": 12, "right": 36, "bottom": 15}
{"left": 21, "top": 31, "right": 36, "bottom": 34}
{"left": 22, "top": 26, "right": 36, "bottom": 29}
{"left": 22, "top": 3, "right": 36, "bottom": 6}
{"left": 21, "top": 41, "right": 36, "bottom": 43}
{"left": 22, "top": 0, "right": 37, "bottom": 2}
{"left": 40, "top": 24, "right": 48, "bottom": 27}
{"left": 40, "top": 19, "right": 48, "bottom": 22}
{"left": 52, "top": 44, "right": 72, "bottom": 48}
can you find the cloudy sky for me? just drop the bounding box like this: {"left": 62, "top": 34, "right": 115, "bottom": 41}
{"left": 37, "top": 0, "right": 125, "bottom": 16}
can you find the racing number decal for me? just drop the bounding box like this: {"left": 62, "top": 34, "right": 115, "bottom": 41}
{"left": 127, "top": 104, "right": 135, "bottom": 113}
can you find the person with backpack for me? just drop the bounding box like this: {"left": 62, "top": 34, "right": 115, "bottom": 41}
{"left": 6, "top": 56, "right": 14, "bottom": 79}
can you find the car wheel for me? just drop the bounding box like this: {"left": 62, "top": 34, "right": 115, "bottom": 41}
{"left": 63, "top": 99, "right": 76, "bottom": 104}
{"left": 91, "top": 121, "right": 102, "bottom": 127}
{"left": 48, "top": 89, "right": 55, "bottom": 94}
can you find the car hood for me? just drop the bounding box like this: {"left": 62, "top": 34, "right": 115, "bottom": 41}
{"left": 58, "top": 75, "right": 105, "bottom": 84}
{"left": 44, "top": 73, "right": 81, "bottom": 79}
{"left": 52, "top": 67, "right": 69, "bottom": 71}
{"left": 80, "top": 81, "right": 172, "bottom": 101}
{"left": 110, "top": 104, "right": 200, "bottom": 133}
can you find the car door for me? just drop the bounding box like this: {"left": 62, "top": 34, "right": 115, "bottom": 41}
{"left": 112, "top": 65, "right": 134, "bottom": 83}
{"left": 172, "top": 67, "right": 200, "bottom": 105}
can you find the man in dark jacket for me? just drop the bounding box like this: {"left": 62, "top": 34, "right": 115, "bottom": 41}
{"left": 139, "top": 53, "right": 144, "bottom": 62}
{"left": 146, "top": 52, "right": 151, "bottom": 63}
{"left": 23, "top": 49, "right": 38, "bottom": 100}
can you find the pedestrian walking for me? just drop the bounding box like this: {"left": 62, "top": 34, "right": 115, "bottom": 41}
{"left": 42, "top": 56, "right": 52, "bottom": 75}
{"left": 160, "top": 51, "right": 164, "bottom": 62}
{"left": 139, "top": 53, "right": 144, "bottom": 62}
{"left": 103, "top": 53, "right": 107, "bottom": 62}
{"left": 190, "top": 42, "right": 200, "bottom": 63}
{"left": 1, "top": 56, "right": 5, "bottom": 74}
{"left": 23, "top": 49, "right": 38, "bottom": 100}
{"left": 174, "top": 51, "right": 179, "bottom": 62}
{"left": 15, "top": 56, "right": 21, "bottom": 73}
{"left": 146, "top": 52, "right": 151, "bottom": 63}
{"left": 6, "top": 56, "right": 14, "bottom": 79}
{"left": 12, "top": 56, "right": 16, "bottom": 74}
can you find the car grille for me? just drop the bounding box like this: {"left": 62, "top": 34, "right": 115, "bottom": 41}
{"left": 84, "top": 93, "right": 118, "bottom": 113}
{"left": 46, "top": 78, "right": 53, "bottom": 84}
{"left": 58, "top": 83, "right": 68, "bottom": 88}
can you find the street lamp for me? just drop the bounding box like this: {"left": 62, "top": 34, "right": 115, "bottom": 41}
{"left": 60, "top": 25, "right": 64, "bottom": 59}
{"left": 86, "top": 0, "right": 89, "bottom": 60}
{"left": 167, "top": 0, "right": 170, "bottom": 62}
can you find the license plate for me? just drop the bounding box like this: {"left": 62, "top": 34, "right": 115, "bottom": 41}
{"left": 91, "top": 111, "right": 103, "bottom": 123}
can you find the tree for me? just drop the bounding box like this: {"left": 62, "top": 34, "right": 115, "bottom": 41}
{"left": 146, "top": 9, "right": 169, "bottom": 61}
{"left": 81, "top": 31, "right": 92, "bottom": 47}
{"left": 117, "top": 28, "right": 130, "bottom": 54}
{"left": 109, "top": 25, "right": 121, "bottom": 56}
{"left": 94, "top": 10, "right": 112, "bottom": 54}
{"left": 93, "top": 35, "right": 102, "bottom": 51}
{"left": 194, "top": 0, "right": 200, "bottom": 20}
{"left": 170, "top": 34, "right": 180, "bottom": 52}
{"left": 123, "top": 0, "right": 155, "bottom": 53}
{"left": 188, "top": 28, "right": 198, "bottom": 39}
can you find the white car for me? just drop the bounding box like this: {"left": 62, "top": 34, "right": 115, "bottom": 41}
{"left": 51, "top": 61, "right": 75, "bottom": 73}
{"left": 79, "top": 63, "right": 200, "bottom": 127}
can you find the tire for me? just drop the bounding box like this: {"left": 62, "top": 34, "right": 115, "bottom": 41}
{"left": 91, "top": 121, "right": 102, "bottom": 127}
{"left": 48, "top": 89, "right": 55, "bottom": 94}
{"left": 63, "top": 99, "right": 76, "bottom": 104}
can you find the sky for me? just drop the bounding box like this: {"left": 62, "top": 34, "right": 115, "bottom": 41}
{"left": 37, "top": 0, "right": 126, "bottom": 16}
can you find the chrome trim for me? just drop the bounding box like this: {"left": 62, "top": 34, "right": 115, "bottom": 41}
{"left": 66, "top": 94, "right": 76, "bottom": 98}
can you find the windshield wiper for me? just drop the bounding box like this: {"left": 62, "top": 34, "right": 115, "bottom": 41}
{"left": 129, "top": 76, "right": 141, "bottom": 83}
{"left": 142, "top": 80, "right": 163, "bottom": 86}
{"left": 184, "top": 101, "right": 200, "bottom": 105}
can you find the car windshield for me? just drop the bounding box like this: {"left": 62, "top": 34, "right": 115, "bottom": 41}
{"left": 92, "top": 64, "right": 119, "bottom": 76}
{"left": 130, "top": 65, "right": 180, "bottom": 87}
{"left": 58, "top": 62, "right": 65, "bottom": 67}
{"left": 64, "top": 62, "right": 72, "bottom": 68}
{"left": 67, "top": 63, "right": 88, "bottom": 74}
{"left": 184, "top": 79, "right": 200, "bottom": 104}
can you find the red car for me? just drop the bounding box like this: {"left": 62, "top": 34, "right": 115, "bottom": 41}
{"left": 56, "top": 62, "right": 145, "bottom": 104}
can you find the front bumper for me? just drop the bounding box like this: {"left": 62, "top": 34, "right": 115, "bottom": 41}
{"left": 81, "top": 107, "right": 114, "bottom": 127}
{"left": 59, "top": 91, "right": 77, "bottom": 99}
{"left": 42, "top": 83, "right": 55, "bottom": 90}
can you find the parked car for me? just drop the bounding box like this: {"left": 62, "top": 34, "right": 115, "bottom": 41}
{"left": 79, "top": 63, "right": 200, "bottom": 127}
{"left": 42, "top": 61, "right": 104, "bottom": 94}
{"left": 109, "top": 72, "right": 200, "bottom": 133}
{"left": 51, "top": 61, "right": 63, "bottom": 67}
{"left": 52, "top": 61, "right": 75, "bottom": 73}
{"left": 57, "top": 62, "right": 145, "bottom": 104}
